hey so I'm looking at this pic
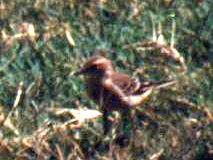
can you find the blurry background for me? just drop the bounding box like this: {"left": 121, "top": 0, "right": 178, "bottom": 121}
{"left": 0, "top": 0, "right": 213, "bottom": 159}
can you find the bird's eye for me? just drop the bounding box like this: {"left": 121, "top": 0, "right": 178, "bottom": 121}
{"left": 87, "top": 65, "right": 103, "bottom": 74}
{"left": 89, "top": 65, "right": 98, "bottom": 71}
{"left": 85, "top": 65, "right": 97, "bottom": 72}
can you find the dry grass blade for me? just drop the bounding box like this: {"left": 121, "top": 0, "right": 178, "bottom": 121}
{"left": 149, "top": 149, "right": 164, "bottom": 160}
{"left": 49, "top": 108, "right": 102, "bottom": 128}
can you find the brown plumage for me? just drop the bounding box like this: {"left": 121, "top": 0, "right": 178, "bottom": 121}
{"left": 75, "top": 56, "right": 174, "bottom": 134}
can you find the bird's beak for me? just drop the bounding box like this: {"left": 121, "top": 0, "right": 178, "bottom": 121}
{"left": 73, "top": 68, "right": 87, "bottom": 76}
{"left": 73, "top": 70, "right": 82, "bottom": 76}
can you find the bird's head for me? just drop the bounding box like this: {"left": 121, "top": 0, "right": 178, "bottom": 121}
{"left": 75, "top": 56, "right": 114, "bottom": 77}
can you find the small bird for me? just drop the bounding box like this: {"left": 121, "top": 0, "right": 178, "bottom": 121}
{"left": 75, "top": 56, "right": 175, "bottom": 134}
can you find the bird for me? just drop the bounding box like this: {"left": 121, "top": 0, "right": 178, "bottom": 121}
{"left": 75, "top": 56, "right": 175, "bottom": 134}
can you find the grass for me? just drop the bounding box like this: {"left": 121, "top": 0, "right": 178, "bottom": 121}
{"left": 0, "top": 0, "right": 213, "bottom": 159}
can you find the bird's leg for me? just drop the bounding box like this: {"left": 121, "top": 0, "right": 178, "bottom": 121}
{"left": 130, "top": 108, "right": 136, "bottom": 133}
{"left": 121, "top": 107, "right": 134, "bottom": 136}
{"left": 103, "top": 109, "right": 112, "bottom": 135}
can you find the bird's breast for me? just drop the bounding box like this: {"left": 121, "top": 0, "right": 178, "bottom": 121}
{"left": 85, "top": 77, "right": 125, "bottom": 112}
{"left": 86, "top": 78, "right": 102, "bottom": 102}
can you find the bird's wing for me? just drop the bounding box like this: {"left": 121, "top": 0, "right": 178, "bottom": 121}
{"left": 102, "top": 74, "right": 154, "bottom": 107}
{"left": 102, "top": 77, "right": 133, "bottom": 107}
{"left": 110, "top": 73, "right": 171, "bottom": 95}
{"left": 110, "top": 73, "right": 141, "bottom": 95}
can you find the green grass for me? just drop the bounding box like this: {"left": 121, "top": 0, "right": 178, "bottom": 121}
{"left": 0, "top": 0, "right": 213, "bottom": 159}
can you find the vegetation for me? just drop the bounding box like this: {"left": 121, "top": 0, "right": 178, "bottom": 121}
{"left": 0, "top": 0, "right": 212, "bottom": 159}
